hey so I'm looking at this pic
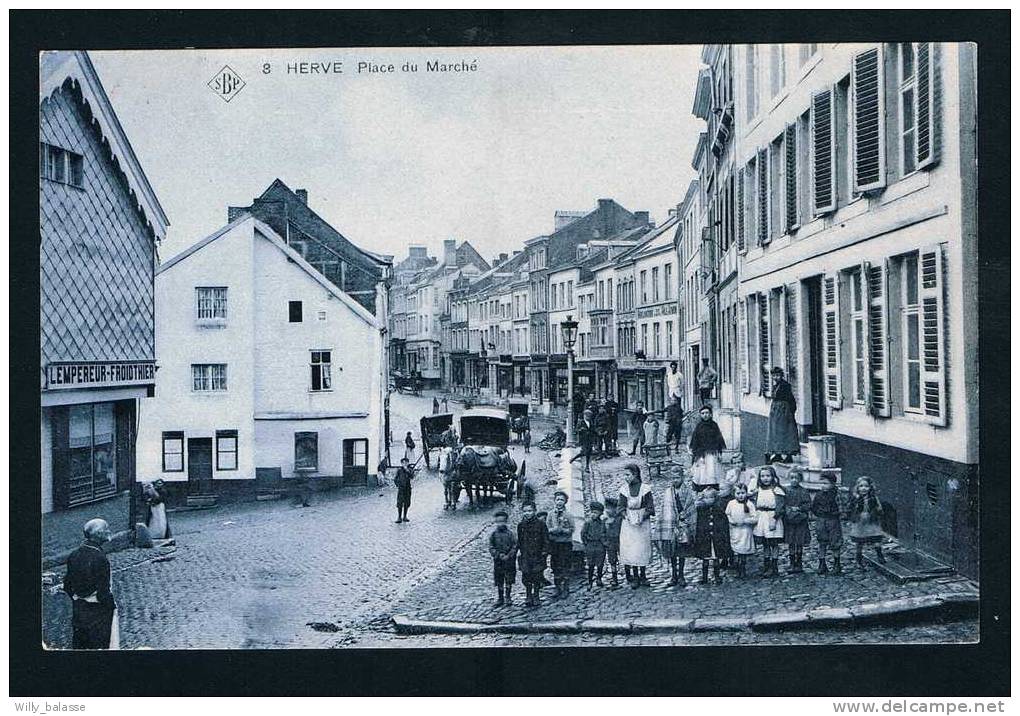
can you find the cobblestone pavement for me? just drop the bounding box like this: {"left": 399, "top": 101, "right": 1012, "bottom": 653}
{"left": 359, "top": 449, "right": 979, "bottom": 647}
{"left": 42, "top": 392, "right": 527, "bottom": 649}
{"left": 42, "top": 401, "right": 978, "bottom": 649}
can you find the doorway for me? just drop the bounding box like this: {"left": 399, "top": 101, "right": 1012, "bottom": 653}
{"left": 187, "top": 438, "right": 214, "bottom": 495}
{"left": 805, "top": 277, "right": 827, "bottom": 435}
{"left": 343, "top": 438, "right": 369, "bottom": 485}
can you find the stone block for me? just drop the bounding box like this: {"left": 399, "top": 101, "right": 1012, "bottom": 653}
{"left": 689, "top": 617, "right": 750, "bottom": 632}
{"left": 630, "top": 617, "right": 694, "bottom": 633}
{"left": 134, "top": 523, "right": 153, "bottom": 548}
{"left": 850, "top": 595, "right": 945, "bottom": 624}
{"left": 534, "top": 619, "right": 581, "bottom": 634}
{"left": 805, "top": 607, "right": 854, "bottom": 627}
{"left": 749, "top": 611, "right": 811, "bottom": 631}
{"left": 578, "top": 619, "right": 631, "bottom": 634}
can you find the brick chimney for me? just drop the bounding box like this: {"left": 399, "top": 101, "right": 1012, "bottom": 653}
{"left": 227, "top": 206, "right": 246, "bottom": 223}
{"left": 409, "top": 245, "right": 428, "bottom": 259}
{"left": 295, "top": 189, "right": 308, "bottom": 204}
{"left": 634, "top": 211, "right": 650, "bottom": 226}
{"left": 444, "top": 239, "right": 457, "bottom": 266}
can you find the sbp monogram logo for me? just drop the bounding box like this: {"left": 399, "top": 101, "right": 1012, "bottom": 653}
{"left": 207, "top": 65, "right": 246, "bottom": 103}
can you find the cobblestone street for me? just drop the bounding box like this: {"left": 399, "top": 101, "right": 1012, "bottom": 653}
{"left": 42, "top": 394, "right": 978, "bottom": 649}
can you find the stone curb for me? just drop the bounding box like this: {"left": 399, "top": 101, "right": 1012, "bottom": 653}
{"left": 391, "top": 591, "right": 978, "bottom": 636}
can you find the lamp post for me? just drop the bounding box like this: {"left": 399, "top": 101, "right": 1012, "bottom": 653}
{"left": 560, "top": 314, "right": 579, "bottom": 447}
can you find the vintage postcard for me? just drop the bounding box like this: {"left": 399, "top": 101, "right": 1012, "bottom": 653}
{"left": 39, "top": 41, "right": 980, "bottom": 653}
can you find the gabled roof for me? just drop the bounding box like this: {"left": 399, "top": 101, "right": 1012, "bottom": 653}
{"left": 40, "top": 51, "right": 169, "bottom": 241}
{"left": 256, "top": 178, "right": 392, "bottom": 267}
{"left": 157, "top": 214, "right": 381, "bottom": 329}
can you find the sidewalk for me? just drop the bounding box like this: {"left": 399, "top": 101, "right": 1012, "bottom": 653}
{"left": 375, "top": 449, "right": 979, "bottom": 641}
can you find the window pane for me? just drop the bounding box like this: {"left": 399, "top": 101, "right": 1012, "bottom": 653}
{"left": 311, "top": 365, "right": 321, "bottom": 391}
{"left": 295, "top": 432, "right": 318, "bottom": 470}
{"left": 901, "top": 43, "right": 915, "bottom": 82}
{"left": 905, "top": 255, "right": 919, "bottom": 304}
{"left": 908, "top": 363, "right": 921, "bottom": 409}
{"left": 907, "top": 314, "right": 920, "bottom": 360}
{"left": 854, "top": 320, "right": 865, "bottom": 359}
{"left": 69, "top": 153, "right": 84, "bottom": 187}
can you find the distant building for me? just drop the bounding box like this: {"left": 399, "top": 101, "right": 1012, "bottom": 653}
{"left": 40, "top": 51, "right": 168, "bottom": 552}
{"left": 138, "top": 216, "right": 386, "bottom": 502}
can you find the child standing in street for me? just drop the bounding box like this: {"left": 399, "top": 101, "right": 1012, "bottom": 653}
{"left": 725, "top": 483, "right": 758, "bottom": 578}
{"left": 523, "top": 428, "right": 531, "bottom": 454}
{"left": 603, "top": 497, "right": 623, "bottom": 588}
{"left": 752, "top": 466, "right": 786, "bottom": 577}
{"left": 488, "top": 510, "right": 518, "bottom": 606}
{"left": 693, "top": 485, "right": 732, "bottom": 585}
{"left": 546, "top": 490, "right": 576, "bottom": 598}
{"left": 849, "top": 476, "right": 886, "bottom": 569}
{"left": 517, "top": 502, "right": 549, "bottom": 607}
{"left": 404, "top": 431, "right": 416, "bottom": 462}
{"left": 811, "top": 472, "right": 844, "bottom": 575}
{"left": 581, "top": 501, "right": 608, "bottom": 589}
{"left": 783, "top": 468, "right": 812, "bottom": 574}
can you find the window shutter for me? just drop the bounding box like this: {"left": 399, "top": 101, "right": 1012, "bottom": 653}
{"left": 920, "top": 244, "right": 947, "bottom": 425}
{"left": 758, "top": 291, "right": 771, "bottom": 397}
{"left": 757, "top": 147, "right": 769, "bottom": 245}
{"left": 863, "top": 261, "right": 891, "bottom": 417}
{"left": 851, "top": 46, "right": 886, "bottom": 193}
{"left": 811, "top": 88, "right": 837, "bottom": 215}
{"left": 823, "top": 273, "right": 843, "bottom": 408}
{"left": 916, "top": 42, "right": 940, "bottom": 169}
{"left": 785, "top": 282, "right": 798, "bottom": 383}
{"left": 736, "top": 167, "right": 746, "bottom": 254}
{"left": 739, "top": 297, "right": 749, "bottom": 393}
{"left": 785, "top": 123, "right": 799, "bottom": 232}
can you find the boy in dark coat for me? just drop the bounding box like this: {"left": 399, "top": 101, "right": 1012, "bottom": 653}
{"left": 488, "top": 510, "right": 518, "bottom": 606}
{"left": 517, "top": 502, "right": 550, "bottom": 607}
{"left": 783, "top": 468, "right": 813, "bottom": 574}
{"left": 394, "top": 457, "right": 414, "bottom": 523}
{"left": 811, "top": 472, "right": 844, "bottom": 575}
{"left": 693, "top": 486, "right": 732, "bottom": 585}
{"left": 603, "top": 497, "right": 623, "bottom": 587}
{"left": 581, "top": 501, "right": 608, "bottom": 589}
{"left": 628, "top": 402, "right": 647, "bottom": 456}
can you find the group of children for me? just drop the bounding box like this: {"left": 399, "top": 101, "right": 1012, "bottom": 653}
{"left": 487, "top": 463, "right": 888, "bottom": 607}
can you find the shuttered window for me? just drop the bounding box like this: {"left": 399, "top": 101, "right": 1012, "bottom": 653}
{"left": 865, "top": 261, "right": 891, "bottom": 417}
{"left": 811, "top": 88, "right": 837, "bottom": 215}
{"left": 785, "top": 123, "right": 799, "bottom": 232}
{"left": 757, "top": 147, "right": 769, "bottom": 245}
{"left": 852, "top": 46, "right": 886, "bottom": 192}
{"left": 916, "top": 42, "right": 939, "bottom": 169}
{"left": 738, "top": 298, "right": 749, "bottom": 393}
{"left": 758, "top": 291, "right": 771, "bottom": 397}
{"left": 919, "top": 245, "right": 947, "bottom": 425}
{"left": 736, "top": 167, "right": 746, "bottom": 253}
{"left": 823, "top": 273, "right": 843, "bottom": 408}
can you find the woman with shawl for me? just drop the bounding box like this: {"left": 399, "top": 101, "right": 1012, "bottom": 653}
{"left": 689, "top": 404, "right": 727, "bottom": 491}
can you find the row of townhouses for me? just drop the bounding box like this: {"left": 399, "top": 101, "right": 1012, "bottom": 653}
{"left": 388, "top": 42, "right": 978, "bottom": 577}
{"left": 40, "top": 52, "right": 391, "bottom": 558}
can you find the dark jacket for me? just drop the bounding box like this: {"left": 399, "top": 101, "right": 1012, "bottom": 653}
{"left": 630, "top": 408, "right": 647, "bottom": 430}
{"left": 581, "top": 517, "right": 609, "bottom": 555}
{"left": 394, "top": 466, "right": 414, "bottom": 492}
{"left": 489, "top": 525, "right": 518, "bottom": 562}
{"left": 517, "top": 517, "right": 550, "bottom": 574}
{"left": 783, "top": 484, "right": 813, "bottom": 547}
{"left": 64, "top": 543, "right": 115, "bottom": 610}
{"left": 689, "top": 418, "right": 727, "bottom": 461}
{"left": 693, "top": 492, "right": 732, "bottom": 559}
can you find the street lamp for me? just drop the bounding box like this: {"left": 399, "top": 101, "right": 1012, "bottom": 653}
{"left": 561, "top": 314, "right": 579, "bottom": 446}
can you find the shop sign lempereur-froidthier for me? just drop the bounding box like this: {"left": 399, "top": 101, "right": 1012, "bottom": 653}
{"left": 45, "top": 361, "right": 156, "bottom": 390}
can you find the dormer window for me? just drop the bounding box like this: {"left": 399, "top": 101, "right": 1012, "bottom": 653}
{"left": 40, "top": 143, "right": 84, "bottom": 188}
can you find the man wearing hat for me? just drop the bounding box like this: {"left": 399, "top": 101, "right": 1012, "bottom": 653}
{"left": 64, "top": 518, "right": 117, "bottom": 649}
{"left": 545, "top": 490, "right": 576, "bottom": 598}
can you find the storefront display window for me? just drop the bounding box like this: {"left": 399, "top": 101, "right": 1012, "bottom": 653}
{"left": 67, "top": 403, "right": 117, "bottom": 507}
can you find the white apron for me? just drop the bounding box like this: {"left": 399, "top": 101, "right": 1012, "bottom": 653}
{"left": 753, "top": 486, "right": 785, "bottom": 539}
{"left": 147, "top": 503, "right": 168, "bottom": 540}
{"left": 692, "top": 452, "right": 723, "bottom": 487}
{"left": 618, "top": 483, "right": 653, "bottom": 567}
{"left": 726, "top": 500, "right": 758, "bottom": 555}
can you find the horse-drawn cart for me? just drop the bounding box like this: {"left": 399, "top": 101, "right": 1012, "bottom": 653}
{"left": 452, "top": 408, "right": 522, "bottom": 506}
{"left": 419, "top": 413, "right": 455, "bottom": 469}
{"left": 507, "top": 399, "right": 530, "bottom": 444}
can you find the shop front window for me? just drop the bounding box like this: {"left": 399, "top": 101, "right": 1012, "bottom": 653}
{"left": 68, "top": 403, "right": 117, "bottom": 507}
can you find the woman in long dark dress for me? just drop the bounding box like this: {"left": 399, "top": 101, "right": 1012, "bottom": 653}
{"left": 765, "top": 367, "right": 800, "bottom": 463}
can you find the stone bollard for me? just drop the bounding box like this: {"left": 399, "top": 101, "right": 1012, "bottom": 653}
{"left": 134, "top": 523, "right": 153, "bottom": 549}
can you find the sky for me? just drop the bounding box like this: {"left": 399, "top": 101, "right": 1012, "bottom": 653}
{"left": 91, "top": 46, "right": 705, "bottom": 263}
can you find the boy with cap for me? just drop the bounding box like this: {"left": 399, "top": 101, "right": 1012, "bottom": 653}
{"left": 546, "top": 490, "right": 576, "bottom": 598}
{"left": 602, "top": 497, "right": 623, "bottom": 587}
{"left": 488, "top": 509, "right": 518, "bottom": 606}
{"left": 581, "top": 501, "right": 608, "bottom": 589}
{"left": 517, "top": 502, "right": 549, "bottom": 607}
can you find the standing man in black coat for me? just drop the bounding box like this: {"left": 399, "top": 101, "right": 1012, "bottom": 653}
{"left": 394, "top": 457, "right": 415, "bottom": 523}
{"left": 64, "top": 518, "right": 116, "bottom": 649}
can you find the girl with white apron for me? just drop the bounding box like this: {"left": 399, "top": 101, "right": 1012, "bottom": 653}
{"left": 618, "top": 465, "right": 655, "bottom": 588}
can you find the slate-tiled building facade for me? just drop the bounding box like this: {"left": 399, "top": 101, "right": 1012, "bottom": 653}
{"left": 39, "top": 52, "right": 169, "bottom": 547}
